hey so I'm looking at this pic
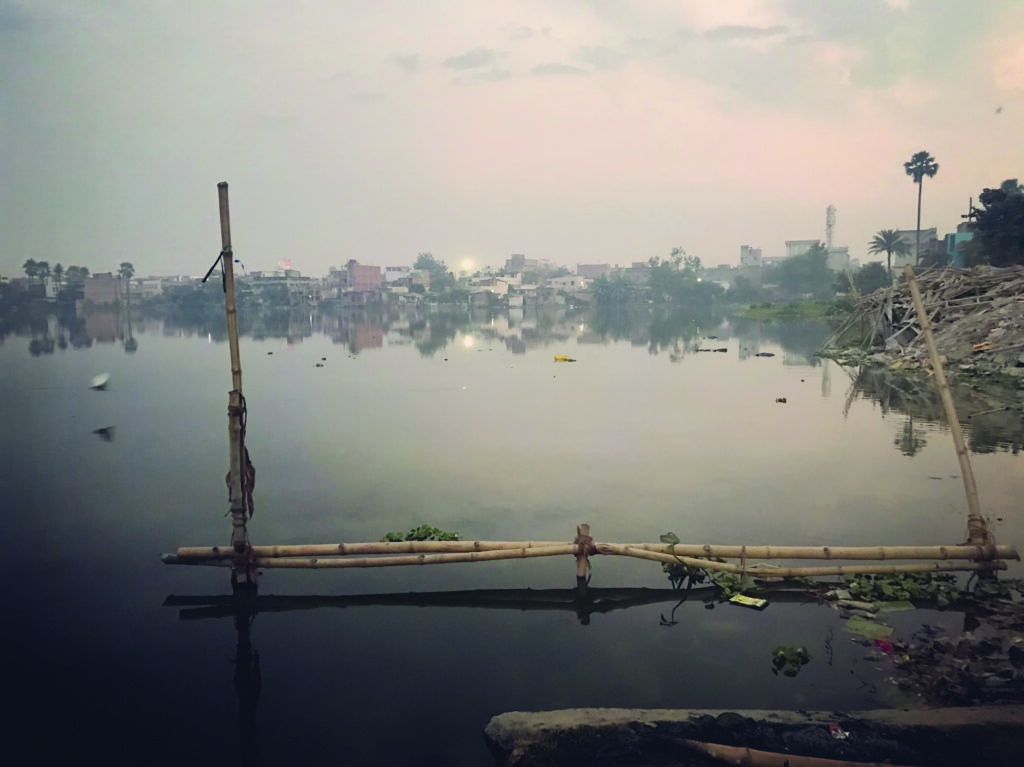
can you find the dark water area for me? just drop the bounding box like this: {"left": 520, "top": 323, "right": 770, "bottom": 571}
{"left": 1, "top": 303, "right": 1021, "bottom": 765}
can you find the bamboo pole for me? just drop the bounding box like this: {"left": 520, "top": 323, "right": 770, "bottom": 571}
{"left": 609, "top": 545, "right": 1005, "bottom": 577}
{"left": 165, "top": 545, "right": 577, "bottom": 569}
{"left": 173, "top": 541, "right": 1018, "bottom": 561}
{"left": 218, "top": 182, "right": 249, "bottom": 556}
{"left": 575, "top": 523, "right": 594, "bottom": 579}
{"left": 219, "top": 182, "right": 243, "bottom": 395}
{"left": 904, "top": 265, "right": 988, "bottom": 545}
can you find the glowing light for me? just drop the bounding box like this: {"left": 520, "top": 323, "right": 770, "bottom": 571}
{"left": 460, "top": 258, "right": 474, "bottom": 272}
{"left": 462, "top": 334, "right": 475, "bottom": 348}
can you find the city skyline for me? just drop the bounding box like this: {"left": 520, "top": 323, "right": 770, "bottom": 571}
{"left": 2, "top": 1, "right": 1022, "bottom": 277}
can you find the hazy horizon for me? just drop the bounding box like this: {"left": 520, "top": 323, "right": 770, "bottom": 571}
{"left": 2, "top": 1, "right": 1022, "bottom": 278}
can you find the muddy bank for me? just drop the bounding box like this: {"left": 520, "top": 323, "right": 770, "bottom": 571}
{"left": 485, "top": 705, "right": 1024, "bottom": 766}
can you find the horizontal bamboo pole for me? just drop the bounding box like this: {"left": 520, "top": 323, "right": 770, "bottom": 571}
{"left": 175, "top": 540, "right": 568, "bottom": 559}
{"left": 611, "top": 545, "right": 1006, "bottom": 577}
{"left": 164, "top": 545, "right": 576, "bottom": 569}
{"left": 174, "top": 541, "right": 1018, "bottom": 561}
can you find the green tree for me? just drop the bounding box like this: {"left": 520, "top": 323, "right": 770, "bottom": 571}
{"left": 970, "top": 179, "right": 1024, "bottom": 267}
{"left": 904, "top": 150, "right": 939, "bottom": 266}
{"left": 591, "top": 273, "right": 635, "bottom": 305}
{"left": 868, "top": 229, "right": 911, "bottom": 281}
{"left": 36, "top": 261, "right": 50, "bottom": 291}
{"left": 64, "top": 266, "right": 90, "bottom": 298}
{"left": 647, "top": 247, "right": 705, "bottom": 304}
{"left": 22, "top": 258, "right": 39, "bottom": 281}
{"left": 414, "top": 252, "right": 446, "bottom": 275}
{"left": 853, "top": 262, "right": 890, "bottom": 294}
{"left": 726, "top": 274, "right": 763, "bottom": 303}
{"left": 52, "top": 263, "right": 64, "bottom": 293}
{"left": 778, "top": 243, "right": 834, "bottom": 298}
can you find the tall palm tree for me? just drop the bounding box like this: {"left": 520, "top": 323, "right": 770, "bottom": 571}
{"left": 53, "top": 263, "right": 64, "bottom": 294}
{"left": 904, "top": 151, "right": 939, "bottom": 266}
{"left": 868, "top": 229, "right": 911, "bottom": 281}
{"left": 118, "top": 261, "right": 135, "bottom": 305}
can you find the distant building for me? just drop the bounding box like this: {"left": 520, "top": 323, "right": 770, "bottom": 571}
{"left": 944, "top": 224, "right": 975, "bottom": 268}
{"left": 83, "top": 273, "right": 121, "bottom": 305}
{"left": 548, "top": 275, "right": 588, "bottom": 290}
{"left": 739, "top": 245, "right": 762, "bottom": 267}
{"left": 504, "top": 253, "right": 553, "bottom": 273}
{"left": 346, "top": 261, "right": 381, "bottom": 292}
{"left": 577, "top": 263, "right": 611, "bottom": 279}
{"left": 383, "top": 266, "right": 411, "bottom": 283}
{"left": 785, "top": 240, "right": 820, "bottom": 259}
{"left": 893, "top": 228, "right": 938, "bottom": 268}
{"left": 826, "top": 247, "right": 850, "bottom": 272}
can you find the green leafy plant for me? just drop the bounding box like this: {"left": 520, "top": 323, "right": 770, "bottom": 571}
{"left": 772, "top": 646, "right": 812, "bottom": 677}
{"left": 845, "top": 573, "right": 961, "bottom": 607}
{"left": 381, "top": 524, "right": 462, "bottom": 542}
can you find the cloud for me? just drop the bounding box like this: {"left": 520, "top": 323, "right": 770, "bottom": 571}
{"left": 392, "top": 53, "right": 420, "bottom": 73}
{"left": 577, "top": 45, "right": 629, "bottom": 71}
{"left": 443, "top": 47, "right": 496, "bottom": 70}
{"left": 531, "top": 62, "right": 589, "bottom": 77}
{"left": 703, "top": 24, "right": 790, "bottom": 42}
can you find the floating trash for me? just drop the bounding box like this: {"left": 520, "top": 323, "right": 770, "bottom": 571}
{"left": 90, "top": 373, "right": 110, "bottom": 390}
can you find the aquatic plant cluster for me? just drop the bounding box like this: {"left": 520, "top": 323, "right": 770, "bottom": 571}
{"left": 380, "top": 524, "right": 462, "bottom": 542}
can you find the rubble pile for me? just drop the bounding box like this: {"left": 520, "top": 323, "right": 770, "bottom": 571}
{"left": 826, "top": 266, "right": 1024, "bottom": 381}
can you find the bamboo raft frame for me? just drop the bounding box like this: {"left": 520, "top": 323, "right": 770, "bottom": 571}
{"left": 163, "top": 532, "right": 1017, "bottom": 578}
{"left": 171, "top": 192, "right": 1017, "bottom": 587}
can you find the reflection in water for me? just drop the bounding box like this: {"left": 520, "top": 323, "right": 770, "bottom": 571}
{"left": 846, "top": 366, "right": 1024, "bottom": 455}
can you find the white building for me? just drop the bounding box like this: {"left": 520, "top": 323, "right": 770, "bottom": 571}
{"left": 548, "top": 275, "right": 588, "bottom": 290}
{"left": 739, "top": 245, "right": 762, "bottom": 267}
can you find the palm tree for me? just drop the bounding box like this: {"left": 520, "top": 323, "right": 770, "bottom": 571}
{"left": 22, "top": 258, "right": 38, "bottom": 282}
{"left": 118, "top": 261, "right": 135, "bottom": 305}
{"left": 36, "top": 261, "right": 50, "bottom": 294}
{"left": 868, "top": 229, "right": 911, "bottom": 281}
{"left": 904, "top": 151, "right": 939, "bottom": 266}
{"left": 53, "top": 263, "right": 64, "bottom": 295}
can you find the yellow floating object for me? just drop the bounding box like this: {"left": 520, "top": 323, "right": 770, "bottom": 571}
{"left": 972, "top": 342, "right": 993, "bottom": 352}
{"left": 729, "top": 594, "right": 768, "bottom": 610}
{"left": 554, "top": 354, "right": 576, "bottom": 363}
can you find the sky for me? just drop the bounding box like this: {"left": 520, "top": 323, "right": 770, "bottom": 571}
{"left": 2, "top": 0, "right": 1023, "bottom": 278}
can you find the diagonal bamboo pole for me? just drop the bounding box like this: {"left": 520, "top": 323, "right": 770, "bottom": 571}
{"left": 608, "top": 545, "right": 1005, "bottom": 577}
{"left": 904, "top": 265, "right": 988, "bottom": 545}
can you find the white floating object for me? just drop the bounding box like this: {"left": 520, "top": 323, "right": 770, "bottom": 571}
{"left": 90, "top": 373, "right": 110, "bottom": 390}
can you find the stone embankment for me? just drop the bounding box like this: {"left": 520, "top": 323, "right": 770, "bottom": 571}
{"left": 485, "top": 706, "right": 1024, "bottom": 766}
{"left": 825, "top": 266, "right": 1024, "bottom": 382}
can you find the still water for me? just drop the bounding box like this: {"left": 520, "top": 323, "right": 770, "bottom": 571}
{"left": 2, "top": 305, "right": 1021, "bottom": 765}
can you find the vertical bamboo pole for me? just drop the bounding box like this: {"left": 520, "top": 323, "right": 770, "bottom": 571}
{"left": 904, "top": 266, "right": 988, "bottom": 545}
{"left": 219, "top": 182, "right": 249, "bottom": 553}
{"left": 575, "top": 524, "right": 593, "bottom": 581}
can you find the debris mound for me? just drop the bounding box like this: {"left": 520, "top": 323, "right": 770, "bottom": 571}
{"left": 825, "top": 266, "right": 1024, "bottom": 379}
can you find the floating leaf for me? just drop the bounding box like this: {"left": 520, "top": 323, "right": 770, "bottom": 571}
{"left": 660, "top": 532, "right": 680, "bottom": 545}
